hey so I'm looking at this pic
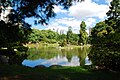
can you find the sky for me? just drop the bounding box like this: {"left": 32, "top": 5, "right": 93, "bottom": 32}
{"left": 25, "top": 0, "right": 112, "bottom": 34}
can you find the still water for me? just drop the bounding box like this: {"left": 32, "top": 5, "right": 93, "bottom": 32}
{"left": 22, "top": 46, "right": 91, "bottom": 67}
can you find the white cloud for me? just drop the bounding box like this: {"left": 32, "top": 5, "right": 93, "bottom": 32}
{"left": 45, "top": 22, "right": 68, "bottom": 34}
{"left": 44, "top": 0, "right": 110, "bottom": 34}
{"left": 56, "top": 17, "right": 80, "bottom": 27}
{"left": 69, "top": 0, "right": 109, "bottom": 19}
{"left": 46, "top": 17, "right": 81, "bottom": 34}
{"left": 85, "top": 18, "right": 96, "bottom": 27}
{"left": 46, "top": 17, "right": 97, "bottom": 34}
{"left": 53, "top": 5, "right": 67, "bottom": 13}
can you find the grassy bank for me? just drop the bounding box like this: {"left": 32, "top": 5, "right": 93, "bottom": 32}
{"left": 25, "top": 43, "right": 91, "bottom": 49}
{"left": 59, "top": 44, "right": 91, "bottom": 49}
{"left": 0, "top": 64, "right": 120, "bottom": 80}
{"left": 25, "top": 43, "right": 59, "bottom": 48}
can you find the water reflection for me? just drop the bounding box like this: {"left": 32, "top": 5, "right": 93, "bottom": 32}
{"left": 85, "top": 56, "right": 92, "bottom": 65}
{"left": 22, "top": 46, "right": 91, "bottom": 67}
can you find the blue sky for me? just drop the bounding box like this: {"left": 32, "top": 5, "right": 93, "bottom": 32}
{"left": 25, "top": 0, "right": 112, "bottom": 34}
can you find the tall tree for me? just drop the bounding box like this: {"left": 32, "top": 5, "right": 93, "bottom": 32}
{"left": 79, "top": 21, "right": 88, "bottom": 45}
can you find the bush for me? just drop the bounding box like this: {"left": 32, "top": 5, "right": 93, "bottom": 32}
{"left": 88, "top": 45, "right": 120, "bottom": 71}
{"left": 59, "top": 39, "right": 67, "bottom": 47}
{"left": 89, "top": 33, "right": 120, "bottom": 71}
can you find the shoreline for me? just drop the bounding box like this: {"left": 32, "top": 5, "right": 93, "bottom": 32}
{"left": 25, "top": 43, "right": 91, "bottom": 49}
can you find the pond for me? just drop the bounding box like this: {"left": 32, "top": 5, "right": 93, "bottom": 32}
{"left": 22, "top": 46, "right": 92, "bottom": 67}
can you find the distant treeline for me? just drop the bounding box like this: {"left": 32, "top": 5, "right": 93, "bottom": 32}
{"left": 27, "top": 21, "right": 89, "bottom": 46}
{"left": 27, "top": 28, "right": 80, "bottom": 46}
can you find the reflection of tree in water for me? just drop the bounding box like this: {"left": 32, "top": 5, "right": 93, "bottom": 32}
{"left": 26, "top": 48, "right": 60, "bottom": 60}
{"left": 78, "top": 46, "right": 90, "bottom": 66}
{"left": 61, "top": 49, "right": 72, "bottom": 62}
{"left": 25, "top": 47, "right": 90, "bottom": 66}
{"left": 60, "top": 47, "right": 91, "bottom": 65}
{"left": 61, "top": 48, "right": 79, "bottom": 62}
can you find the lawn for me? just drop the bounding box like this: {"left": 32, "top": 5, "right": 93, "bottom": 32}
{"left": 0, "top": 64, "right": 120, "bottom": 80}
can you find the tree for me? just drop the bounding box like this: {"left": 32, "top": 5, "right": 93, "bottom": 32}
{"left": 88, "top": 0, "right": 120, "bottom": 71}
{"left": 59, "top": 39, "right": 67, "bottom": 47}
{"left": 41, "top": 30, "right": 59, "bottom": 43}
{"left": 71, "top": 34, "right": 79, "bottom": 45}
{"left": 59, "top": 34, "right": 66, "bottom": 41}
{"left": 106, "top": 0, "right": 120, "bottom": 32}
{"left": 27, "top": 29, "right": 41, "bottom": 43}
{"left": 79, "top": 21, "right": 88, "bottom": 45}
{"left": 90, "top": 21, "right": 112, "bottom": 44}
{"left": 27, "top": 29, "right": 60, "bottom": 43}
{"left": 67, "top": 26, "right": 73, "bottom": 44}
{"left": 0, "top": 20, "right": 30, "bottom": 65}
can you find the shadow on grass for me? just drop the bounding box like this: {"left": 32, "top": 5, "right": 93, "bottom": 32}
{"left": 0, "top": 64, "right": 120, "bottom": 80}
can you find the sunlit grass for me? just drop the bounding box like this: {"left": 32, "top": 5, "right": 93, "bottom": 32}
{"left": 26, "top": 43, "right": 91, "bottom": 49}
{"left": 25, "top": 43, "right": 59, "bottom": 48}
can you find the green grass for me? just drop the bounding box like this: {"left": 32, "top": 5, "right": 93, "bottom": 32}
{"left": 0, "top": 64, "right": 120, "bottom": 80}
{"left": 58, "top": 44, "right": 91, "bottom": 50}
{"left": 25, "top": 43, "right": 91, "bottom": 49}
{"left": 26, "top": 43, "right": 59, "bottom": 48}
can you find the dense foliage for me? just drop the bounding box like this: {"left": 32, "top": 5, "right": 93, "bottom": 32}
{"left": 89, "top": 0, "right": 120, "bottom": 71}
